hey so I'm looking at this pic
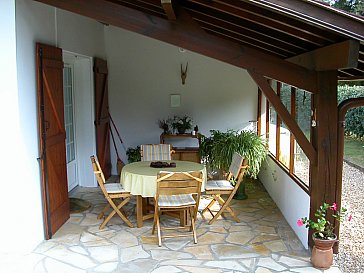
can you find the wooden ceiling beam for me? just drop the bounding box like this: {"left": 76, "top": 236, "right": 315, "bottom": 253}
{"left": 287, "top": 40, "right": 360, "bottom": 71}
{"left": 161, "top": 0, "right": 177, "bottom": 20}
{"left": 35, "top": 0, "right": 319, "bottom": 93}
{"left": 248, "top": 70, "right": 317, "bottom": 163}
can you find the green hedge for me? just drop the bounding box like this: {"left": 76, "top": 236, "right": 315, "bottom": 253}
{"left": 338, "top": 85, "right": 364, "bottom": 139}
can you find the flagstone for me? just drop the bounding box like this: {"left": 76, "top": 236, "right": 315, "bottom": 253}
{"left": 240, "top": 258, "right": 255, "bottom": 268}
{"left": 211, "top": 244, "right": 260, "bottom": 259}
{"left": 43, "top": 257, "right": 86, "bottom": 273}
{"left": 226, "top": 231, "right": 255, "bottom": 245}
{"left": 45, "top": 245, "right": 96, "bottom": 269}
{"left": 109, "top": 230, "right": 138, "bottom": 248}
{"left": 251, "top": 235, "right": 281, "bottom": 243}
{"left": 69, "top": 246, "right": 88, "bottom": 255}
{"left": 255, "top": 226, "right": 276, "bottom": 234}
{"left": 151, "top": 249, "right": 193, "bottom": 260}
{"left": 250, "top": 243, "right": 271, "bottom": 256}
{"left": 33, "top": 241, "right": 57, "bottom": 253}
{"left": 120, "top": 245, "right": 150, "bottom": 262}
{"left": 93, "top": 262, "right": 118, "bottom": 272}
{"left": 263, "top": 240, "right": 288, "bottom": 252}
{"left": 179, "top": 266, "right": 222, "bottom": 273}
{"left": 257, "top": 257, "right": 287, "bottom": 271}
{"left": 278, "top": 255, "right": 312, "bottom": 267}
{"left": 184, "top": 245, "right": 214, "bottom": 260}
{"left": 150, "top": 265, "right": 181, "bottom": 273}
{"left": 229, "top": 225, "right": 252, "bottom": 232}
{"left": 204, "top": 260, "right": 248, "bottom": 272}
{"left": 80, "top": 232, "right": 112, "bottom": 247}
{"left": 88, "top": 245, "right": 118, "bottom": 263}
{"left": 198, "top": 232, "right": 226, "bottom": 245}
{"left": 323, "top": 267, "right": 342, "bottom": 273}
{"left": 255, "top": 267, "right": 274, "bottom": 273}
{"left": 80, "top": 213, "right": 102, "bottom": 226}
{"left": 114, "top": 258, "right": 159, "bottom": 273}
{"left": 160, "top": 259, "right": 203, "bottom": 266}
{"left": 290, "top": 267, "right": 322, "bottom": 273}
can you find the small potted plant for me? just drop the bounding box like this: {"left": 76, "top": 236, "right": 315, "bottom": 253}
{"left": 158, "top": 119, "right": 171, "bottom": 134}
{"left": 172, "top": 115, "right": 193, "bottom": 134}
{"left": 126, "top": 146, "right": 141, "bottom": 163}
{"left": 297, "top": 202, "right": 352, "bottom": 269}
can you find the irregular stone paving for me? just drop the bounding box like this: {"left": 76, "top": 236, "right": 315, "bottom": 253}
{"left": 1, "top": 177, "right": 342, "bottom": 273}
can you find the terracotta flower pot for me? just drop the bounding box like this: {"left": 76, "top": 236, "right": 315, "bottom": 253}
{"left": 311, "top": 233, "right": 337, "bottom": 269}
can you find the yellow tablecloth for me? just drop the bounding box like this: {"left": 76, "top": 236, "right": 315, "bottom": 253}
{"left": 121, "top": 160, "right": 207, "bottom": 197}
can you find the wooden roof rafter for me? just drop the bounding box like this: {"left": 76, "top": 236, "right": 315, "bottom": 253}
{"left": 35, "top": 0, "right": 320, "bottom": 93}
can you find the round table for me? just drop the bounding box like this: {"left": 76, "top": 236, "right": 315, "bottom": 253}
{"left": 120, "top": 160, "right": 207, "bottom": 227}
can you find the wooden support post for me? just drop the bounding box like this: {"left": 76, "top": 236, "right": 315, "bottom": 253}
{"left": 309, "top": 70, "right": 338, "bottom": 248}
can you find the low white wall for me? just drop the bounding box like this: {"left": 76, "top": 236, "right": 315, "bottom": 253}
{"left": 13, "top": 0, "right": 105, "bottom": 252}
{"left": 259, "top": 156, "right": 310, "bottom": 248}
{"left": 105, "top": 27, "right": 258, "bottom": 169}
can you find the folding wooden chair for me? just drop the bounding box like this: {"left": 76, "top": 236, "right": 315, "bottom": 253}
{"left": 90, "top": 155, "right": 133, "bottom": 229}
{"left": 152, "top": 171, "right": 203, "bottom": 246}
{"left": 140, "top": 144, "right": 174, "bottom": 161}
{"left": 202, "top": 152, "right": 249, "bottom": 225}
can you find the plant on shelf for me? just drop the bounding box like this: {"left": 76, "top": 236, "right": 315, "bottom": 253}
{"left": 126, "top": 146, "right": 141, "bottom": 163}
{"left": 172, "top": 115, "right": 193, "bottom": 134}
{"left": 158, "top": 118, "right": 171, "bottom": 134}
{"left": 297, "top": 202, "right": 352, "bottom": 269}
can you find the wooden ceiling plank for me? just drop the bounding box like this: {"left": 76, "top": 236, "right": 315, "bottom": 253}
{"left": 248, "top": 70, "right": 316, "bottom": 163}
{"left": 197, "top": 20, "right": 291, "bottom": 57}
{"left": 202, "top": 27, "right": 286, "bottom": 58}
{"left": 110, "top": 0, "right": 166, "bottom": 18}
{"left": 245, "top": 0, "right": 364, "bottom": 40}
{"left": 287, "top": 40, "right": 360, "bottom": 71}
{"left": 184, "top": 0, "right": 319, "bottom": 51}
{"left": 210, "top": 0, "right": 340, "bottom": 43}
{"left": 35, "top": 0, "right": 319, "bottom": 93}
{"left": 189, "top": 0, "right": 330, "bottom": 46}
{"left": 187, "top": 8, "right": 304, "bottom": 55}
{"left": 161, "top": 0, "right": 177, "bottom": 20}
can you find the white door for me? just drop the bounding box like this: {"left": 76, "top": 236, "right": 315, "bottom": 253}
{"left": 63, "top": 64, "right": 78, "bottom": 191}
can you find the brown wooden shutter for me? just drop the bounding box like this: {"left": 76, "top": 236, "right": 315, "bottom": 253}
{"left": 94, "top": 58, "right": 111, "bottom": 179}
{"left": 36, "top": 43, "right": 70, "bottom": 239}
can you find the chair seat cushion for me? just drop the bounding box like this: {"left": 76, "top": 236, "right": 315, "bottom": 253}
{"left": 105, "top": 183, "right": 127, "bottom": 193}
{"left": 158, "top": 194, "right": 196, "bottom": 207}
{"left": 205, "top": 180, "right": 234, "bottom": 191}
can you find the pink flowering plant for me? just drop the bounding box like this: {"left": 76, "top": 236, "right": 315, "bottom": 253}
{"left": 297, "top": 202, "right": 351, "bottom": 240}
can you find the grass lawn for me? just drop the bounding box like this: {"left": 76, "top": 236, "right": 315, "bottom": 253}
{"left": 344, "top": 137, "right": 364, "bottom": 168}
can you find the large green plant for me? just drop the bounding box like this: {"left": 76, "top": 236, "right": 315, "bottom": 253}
{"left": 199, "top": 130, "right": 267, "bottom": 179}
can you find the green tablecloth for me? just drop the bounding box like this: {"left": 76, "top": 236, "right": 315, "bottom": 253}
{"left": 121, "top": 160, "right": 207, "bottom": 197}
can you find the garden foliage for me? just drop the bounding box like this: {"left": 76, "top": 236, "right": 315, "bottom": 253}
{"left": 338, "top": 85, "right": 364, "bottom": 139}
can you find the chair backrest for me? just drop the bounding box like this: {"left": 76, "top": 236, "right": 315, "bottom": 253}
{"left": 90, "top": 155, "right": 108, "bottom": 196}
{"left": 227, "top": 152, "right": 249, "bottom": 189}
{"left": 229, "top": 152, "right": 245, "bottom": 178}
{"left": 156, "top": 171, "right": 203, "bottom": 203}
{"left": 140, "top": 144, "right": 172, "bottom": 161}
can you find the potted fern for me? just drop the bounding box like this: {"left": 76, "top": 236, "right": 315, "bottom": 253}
{"left": 199, "top": 130, "right": 267, "bottom": 199}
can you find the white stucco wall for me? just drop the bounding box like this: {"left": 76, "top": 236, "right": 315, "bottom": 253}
{"left": 259, "top": 157, "right": 310, "bottom": 248}
{"left": 104, "top": 27, "right": 258, "bottom": 166}
{"left": 13, "top": 0, "right": 105, "bottom": 252}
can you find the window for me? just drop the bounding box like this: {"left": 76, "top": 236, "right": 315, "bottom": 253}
{"left": 259, "top": 80, "right": 312, "bottom": 191}
{"left": 63, "top": 65, "right": 76, "bottom": 163}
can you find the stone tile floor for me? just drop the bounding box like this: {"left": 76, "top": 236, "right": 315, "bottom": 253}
{"left": 1, "top": 178, "right": 342, "bottom": 273}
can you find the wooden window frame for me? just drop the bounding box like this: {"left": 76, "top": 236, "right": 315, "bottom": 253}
{"left": 259, "top": 82, "right": 310, "bottom": 194}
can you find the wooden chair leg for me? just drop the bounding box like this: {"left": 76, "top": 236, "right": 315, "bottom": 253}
{"left": 98, "top": 204, "right": 110, "bottom": 219}
{"left": 202, "top": 197, "right": 217, "bottom": 219}
{"left": 100, "top": 197, "right": 133, "bottom": 229}
{"left": 190, "top": 207, "right": 197, "bottom": 244}
{"left": 152, "top": 202, "right": 159, "bottom": 235}
{"left": 217, "top": 195, "right": 240, "bottom": 223}
{"left": 156, "top": 212, "right": 162, "bottom": 247}
{"left": 208, "top": 193, "right": 238, "bottom": 225}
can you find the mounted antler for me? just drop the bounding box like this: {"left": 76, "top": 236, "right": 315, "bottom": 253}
{"left": 181, "top": 62, "right": 188, "bottom": 85}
